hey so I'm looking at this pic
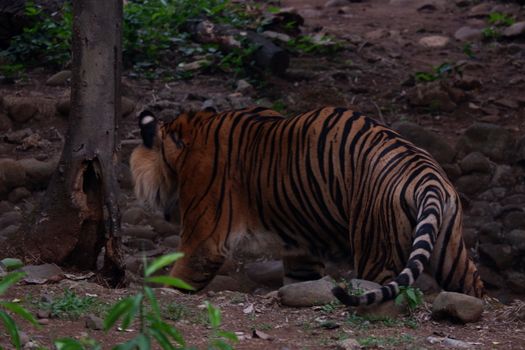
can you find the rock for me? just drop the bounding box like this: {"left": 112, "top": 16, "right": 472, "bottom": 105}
{"left": 202, "top": 275, "right": 248, "bottom": 293}
{"left": 235, "top": 79, "right": 255, "bottom": 96}
{"left": 459, "top": 152, "right": 492, "bottom": 174}
{"left": 478, "top": 187, "right": 506, "bottom": 201}
{"left": 4, "top": 128, "right": 33, "bottom": 144}
{"left": 5, "top": 96, "right": 38, "bottom": 123}
{"left": 56, "top": 98, "right": 70, "bottom": 116}
{"left": 427, "top": 336, "right": 474, "bottom": 348}
{"left": 506, "top": 272, "right": 525, "bottom": 293}
{"left": 456, "top": 123, "right": 515, "bottom": 162}
{"left": 364, "top": 29, "right": 388, "bottom": 41}
{"left": 454, "top": 26, "right": 483, "bottom": 41}
{"left": 121, "top": 207, "right": 146, "bottom": 225}
{"left": 122, "top": 225, "right": 157, "bottom": 240}
{"left": 151, "top": 217, "right": 180, "bottom": 236}
{"left": 121, "top": 97, "right": 136, "bottom": 117}
{"left": 124, "top": 238, "right": 156, "bottom": 251}
{"left": 245, "top": 260, "right": 284, "bottom": 288}
{"left": 0, "top": 224, "right": 20, "bottom": 238}
{"left": 0, "top": 211, "right": 23, "bottom": 229}
{"left": 325, "top": 0, "right": 349, "bottom": 7}
{"left": 478, "top": 222, "right": 502, "bottom": 244}
{"left": 18, "top": 158, "right": 57, "bottom": 189}
{"left": 162, "top": 235, "right": 180, "bottom": 248}
{"left": 0, "top": 158, "right": 26, "bottom": 195}
{"left": 278, "top": 276, "right": 337, "bottom": 307}
{"left": 441, "top": 163, "right": 461, "bottom": 180}
{"left": 262, "top": 30, "right": 291, "bottom": 43}
{"left": 432, "top": 291, "right": 483, "bottom": 323}
{"left": 407, "top": 83, "right": 457, "bottom": 113}
{"left": 419, "top": 35, "right": 450, "bottom": 48}
{"left": 0, "top": 200, "right": 14, "bottom": 213}
{"left": 506, "top": 230, "right": 525, "bottom": 251}
{"left": 0, "top": 113, "right": 12, "bottom": 132}
{"left": 336, "top": 338, "right": 361, "bottom": 350}
{"left": 178, "top": 59, "right": 210, "bottom": 72}
{"left": 391, "top": 122, "right": 455, "bottom": 164}
{"left": 468, "top": 3, "right": 493, "bottom": 17}
{"left": 501, "top": 194, "right": 525, "bottom": 206}
{"left": 479, "top": 243, "right": 514, "bottom": 270}
{"left": 19, "top": 331, "right": 30, "bottom": 346}
{"left": 36, "top": 310, "right": 51, "bottom": 319}
{"left": 124, "top": 256, "right": 144, "bottom": 275}
{"left": 8, "top": 187, "right": 31, "bottom": 203}
{"left": 491, "top": 165, "right": 517, "bottom": 188}
{"left": 478, "top": 265, "right": 505, "bottom": 288}
{"left": 46, "top": 70, "right": 71, "bottom": 86}
{"left": 85, "top": 314, "right": 104, "bottom": 330}
{"left": 454, "top": 174, "right": 491, "bottom": 195}
{"left": 503, "top": 21, "right": 525, "bottom": 38}
{"left": 502, "top": 210, "right": 525, "bottom": 230}
{"left": 227, "top": 93, "right": 254, "bottom": 110}
{"left": 37, "top": 318, "right": 50, "bottom": 325}
{"left": 22, "top": 264, "right": 64, "bottom": 284}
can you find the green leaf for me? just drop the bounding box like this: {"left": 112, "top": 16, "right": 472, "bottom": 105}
{"left": 144, "top": 286, "right": 160, "bottom": 319}
{"left": 205, "top": 302, "right": 221, "bottom": 329}
{"left": 149, "top": 327, "right": 176, "bottom": 350}
{"left": 144, "top": 276, "right": 194, "bottom": 291}
{"left": 0, "top": 310, "right": 20, "bottom": 349}
{"left": 151, "top": 319, "right": 185, "bottom": 346}
{"left": 216, "top": 330, "right": 238, "bottom": 342}
{"left": 114, "top": 334, "right": 151, "bottom": 350}
{"left": 54, "top": 338, "right": 86, "bottom": 350}
{"left": 406, "top": 288, "right": 416, "bottom": 302}
{"left": 0, "top": 272, "right": 25, "bottom": 295}
{"left": 104, "top": 297, "right": 134, "bottom": 331}
{"left": 0, "top": 302, "right": 38, "bottom": 327}
{"left": 145, "top": 253, "right": 184, "bottom": 277}
{"left": 121, "top": 293, "right": 143, "bottom": 330}
{"left": 0, "top": 258, "right": 23, "bottom": 271}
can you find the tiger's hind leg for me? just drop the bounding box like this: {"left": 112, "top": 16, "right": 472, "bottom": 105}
{"left": 282, "top": 251, "right": 325, "bottom": 285}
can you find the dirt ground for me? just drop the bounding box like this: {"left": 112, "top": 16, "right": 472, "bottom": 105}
{"left": 1, "top": 0, "right": 525, "bottom": 348}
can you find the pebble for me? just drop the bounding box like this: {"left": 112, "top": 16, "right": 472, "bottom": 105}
{"left": 45, "top": 70, "right": 71, "bottom": 86}
{"left": 418, "top": 35, "right": 450, "bottom": 48}
{"left": 37, "top": 318, "right": 50, "bottom": 325}
{"left": 454, "top": 26, "right": 483, "bottom": 41}
{"left": 85, "top": 314, "right": 104, "bottom": 330}
{"left": 336, "top": 338, "right": 361, "bottom": 350}
{"left": 503, "top": 21, "right": 525, "bottom": 38}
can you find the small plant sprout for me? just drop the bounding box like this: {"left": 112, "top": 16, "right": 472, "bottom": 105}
{"left": 0, "top": 271, "right": 39, "bottom": 350}
{"left": 395, "top": 286, "right": 424, "bottom": 312}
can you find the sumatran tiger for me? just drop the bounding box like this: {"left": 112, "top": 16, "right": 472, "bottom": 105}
{"left": 130, "top": 106, "right": 484, "bottom": 306}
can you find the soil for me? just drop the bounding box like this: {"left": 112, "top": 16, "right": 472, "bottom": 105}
{"left": 1, "top": 0, "right": 525, "bottom": 349}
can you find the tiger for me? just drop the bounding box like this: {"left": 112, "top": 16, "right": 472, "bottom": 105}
{"left": 129, "top": 106, "right": 484, "bottom": 306}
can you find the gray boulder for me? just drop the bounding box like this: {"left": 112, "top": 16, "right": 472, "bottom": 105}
{"left": 432, "top": 291, "right": 483, "bottom": 323}
{"left": 392, "top": 121, "right": 456, "bottom": 164}
{"left": 456, "top": 123, "right": 515, "bottom": 162}
{"left": 278, "top": 276, "right": 337, "bottom": 307}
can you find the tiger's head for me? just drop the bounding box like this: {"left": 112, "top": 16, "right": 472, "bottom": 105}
{"left": 129, "top": 110, "right": 194, "bottom": 220}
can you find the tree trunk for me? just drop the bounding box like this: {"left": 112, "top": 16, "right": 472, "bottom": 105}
{"left": 27, "top": 0, "right": 124, "bottom": 285}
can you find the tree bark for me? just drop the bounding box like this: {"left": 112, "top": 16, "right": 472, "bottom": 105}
{"left": 27, "top": 0, "right": 124, "bottom": 285}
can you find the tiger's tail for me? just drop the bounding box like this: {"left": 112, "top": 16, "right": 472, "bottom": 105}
{"left": 332, "top": 186, "right": 442, "bottom": 306}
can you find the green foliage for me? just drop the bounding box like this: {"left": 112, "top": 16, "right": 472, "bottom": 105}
{"left": 482, "top": 12, "right": 515, "bottom": 40}
{"left": 205, "top": 301, "right": 238, "bottom": 350}
{"left": 38, "top": 290, "right": 98, "bottom": 320}
{"left": 462, "top": 43, "right": 475, "bottom": 59}
{"left": 0, "top": 258, "right": 24, "bottom": 271}
{"left": 1, "top": 0, "right": 72, "bottom": 68}
{"left": 287, "top": 34, "right": 342, "bottom": 54}
{"left": 395, "top": 286, "right": 423, "bottom": 311}
{"left": 1, "top": 0, "right": 257, "bottom": 78}
{"left": 487, "top": 12, "right": 515, "bottom": 26}
{"left": 0, "top": 271, "right": 39, "bottom": 350}
{"left": 358, "top": 334, "right": 415, "bottom": 347}
{"left": 414, "top": 62, "right": 456, "bottom": 83}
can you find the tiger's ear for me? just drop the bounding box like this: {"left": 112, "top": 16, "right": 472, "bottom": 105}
{"left": 138, "top": 110, "right": 157, "bottom": 149}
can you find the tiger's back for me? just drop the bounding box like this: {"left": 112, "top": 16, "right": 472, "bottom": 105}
{"left": 130, "top": 106, "right": 484, "bottom": 305}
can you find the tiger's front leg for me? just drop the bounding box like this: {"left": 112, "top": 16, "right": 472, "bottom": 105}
{"left": 282, "top": 251, "right": 325, "bottom": 285}
{"left": 169, "top": 235, "right": 225, "bottom": 291}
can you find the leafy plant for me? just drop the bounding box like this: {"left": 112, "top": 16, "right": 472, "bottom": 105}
{"left": 287, "top": 34, "right": 342, "bottom": 54}
{"left": 482, "top": 12, "right": 515, "bottom": 40}
{"left": 0, "top": 271, "right": 39, "bottom": 350}
{"left": 205, "top": 301, "right": 238, "bottom": 350}
{"left": 38, "top": 290, "right": 98, "bottom": 320}
{"left": 358, "top": 334, "right": 415, "bottom": 347}
{"left": 414, "top": 62, "right": 455, "bottom": 83}
{"left": 395, "top": 286, "right": 423, "bottom": 311}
